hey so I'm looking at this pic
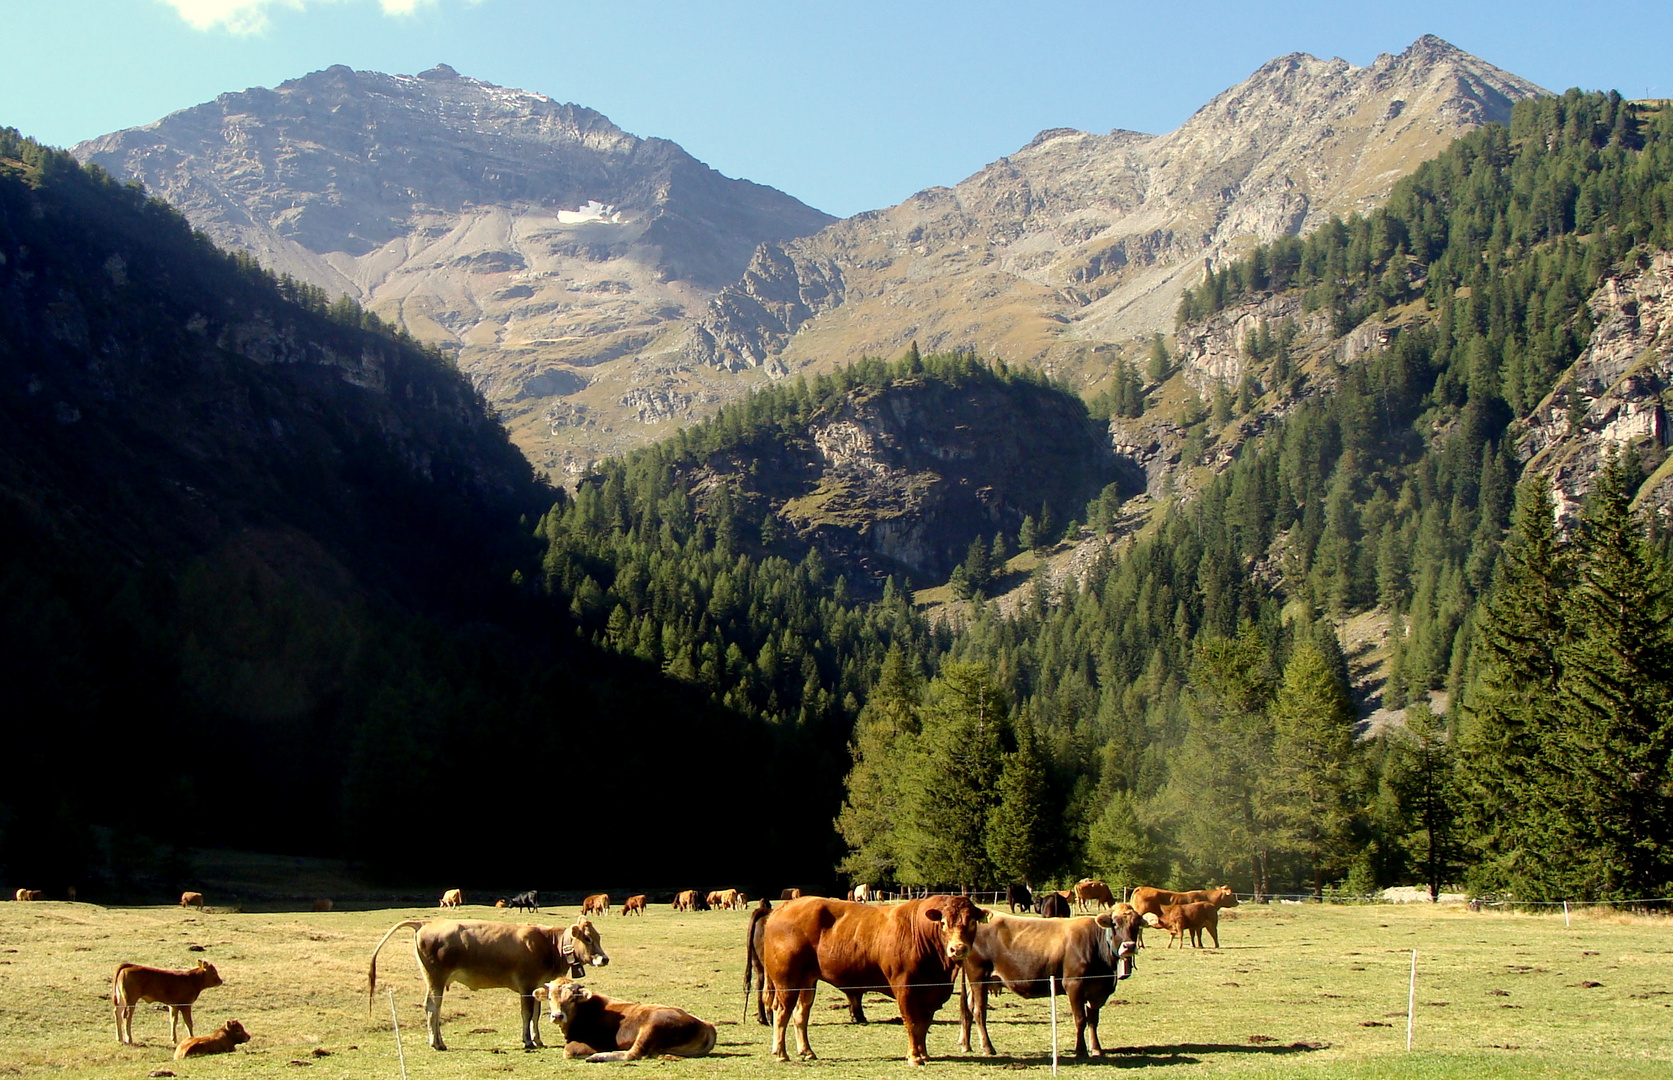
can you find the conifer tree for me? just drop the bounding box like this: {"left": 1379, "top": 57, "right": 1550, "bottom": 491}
{"left": 987, "top": 716, "right": 1053, "bottom": 886}
{"left": 1266, "top": 638, "right": 1360, "bottom": 895}
{"left": 897, "top": 662, "right": 1007, "bottom": 888}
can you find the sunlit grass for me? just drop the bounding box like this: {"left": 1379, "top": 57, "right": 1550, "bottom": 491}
{"left": 0, "top": 898, "right": 1668, "bottom": 1078}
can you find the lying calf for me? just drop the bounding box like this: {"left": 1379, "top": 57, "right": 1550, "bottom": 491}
{"left": 534, "top": 979, "right": 715, "bottom": 1061}
{"left": 174, "top": 1019, "right": 250, "bottom": 1058}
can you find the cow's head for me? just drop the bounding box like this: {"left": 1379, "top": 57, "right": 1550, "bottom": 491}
{"left": 197, "top": 961, "right": 223, "bottom": 989}
{"left": 558, "top": 918, "right": 609, "bottom": 977}
{"left": 221, "top": 1019, "right": 251, "bottom": 1045}
{"left": 533, "top": 978, "right": 592, "bottom": 1027}
{"left": 921, "top": 896, "right": 987, "bottom": 964}
{"left": 1210, "top": 885, "right": 1239, "bottom": 908}
{"left": 1096, "top": 910, "right": 1142, "bottom": 979}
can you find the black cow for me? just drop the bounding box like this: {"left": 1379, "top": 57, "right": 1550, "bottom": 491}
{"left": 1035, "top": 892, "right": 1072, "bottom": 918}
{"left": 509, "top": 890, "right": 540, "bottom": 913}
{"left": 1005, "top": 884, "right": 1033, "bottom": 913}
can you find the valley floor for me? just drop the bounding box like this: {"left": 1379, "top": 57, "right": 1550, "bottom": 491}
{"left": 0, "top": 898, "right": 1668, "bottom": 1078}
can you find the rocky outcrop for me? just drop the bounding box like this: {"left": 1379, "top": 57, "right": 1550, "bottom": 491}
{"left": 74, "top": 64, "right": 834, "bottom": 476}
{"left": 689, "top": 36, "right": 1544, "bottom": 387}
{"left": 1517, "top": 251, "right": 1673, "bottom": 523}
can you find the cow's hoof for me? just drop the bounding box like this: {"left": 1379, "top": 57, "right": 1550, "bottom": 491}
{"left": 798, "top": 1051, "right": 818, "bottom": 1061}
{"left": 773, "top": 1054, "right": 790, "bottom": 1063}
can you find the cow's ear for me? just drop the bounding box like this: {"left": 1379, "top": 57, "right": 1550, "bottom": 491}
{"left": 975, "top": 906, "right": 990, "bottom": 922}
{"left": 1096, "top": 912, "right": 1114, "bottom": 928}
{"left": 533, "top": 985, "right": 549, "bottom": 1002}
{"left": 923, "top": 907, "right": 944, "bottom": 923}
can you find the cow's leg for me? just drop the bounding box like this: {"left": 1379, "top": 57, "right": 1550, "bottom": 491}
{"left": 770, "top": 986, "right": 793, "bottom": 1062}
{"left": 422, "top": 973, "right": 448, "bottom": 1050}
{"left": 845, "top": 989, "right": 868, "bottom": 1023}
{"left": 1067, "top": 982, "right": 1091, "bottom": 1058}
{"left": 521, "top": 990, "right": 542, "bottom": 1049}
{"left": 1083, "top": 993, "right": 1107, "bottom": 1058}
{"left": 897, "top": 995, "right": 931, "bottom": 1066}
{"left": 790, "top": 987, "right": 817, "bottom": 1061}
{"left": 115, "top": 1004, "right": 132, "bottom": 1044}
{"left": 169, "top": 1004, "right": 193, "bottom": 1044}
{"left": 1208, "top": 922, "right": 1220, "bottom": 949}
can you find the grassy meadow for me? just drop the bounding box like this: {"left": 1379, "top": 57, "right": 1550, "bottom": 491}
{"left": 0, "top": 897, "right": 1669, "bottom": 1079}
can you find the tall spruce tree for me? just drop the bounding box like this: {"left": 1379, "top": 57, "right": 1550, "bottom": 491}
{"left": 1266, "top": 638, "right": 1361, "bottom": 896}
{"left": 986, "top": 715, "right": 1053, "bottom": 886}
{"left": 897, "top": 662, "right": 1007, "bottom": 888}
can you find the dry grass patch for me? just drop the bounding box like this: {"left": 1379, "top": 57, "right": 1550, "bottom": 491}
{"left": 0, "top": 899, "right": 1669, "bottom": 1079}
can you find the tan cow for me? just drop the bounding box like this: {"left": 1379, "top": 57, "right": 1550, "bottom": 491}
{"left": 780, "top": 888, "right": 803, "bottom": 901}
{"left": 439, "top": 888, "right": 464, "bottom": 908}
{"left": 14, "top": 889, "right": 45, "bottom": 901}
{"left": 368, "top": 918, "right": 609, "bottom": 1050}
{"left": 173, "top": 1019, "right": 250, "bottom": 1058}
{"left": 673, "top": 889, "right": 700, "bottom": 912}
{"left": 312, "top": 899, "right": 334, "bottom": 912}
{"left": 112, "top": 961, "right": 223, "bottom": 1045}
{"left": 582, "top": 893, "right": 610, "bottom": 916}
{"left": 717, "top": 888, "right": 741, "bottom": 910}
{"left": 706, "top": 890, "right": 727, "bottom": 909}
{"left": 495, "top": 898, "right": 508, "bottom": 908}
{"left": 622, "top": 895, "right": 646, "bottom": 916}
{"left": 1128, "top": 885, "right": 1238, "bottom": 919}
{"left": 179, "top": 891, "right": 205, "bottom": 910}
{"left": 1073, "top": 879, "right": 1115, "bottom": 911}
{"left": 1158, "top": 902, "right": 1221, "bottom": 948}
{"left": 535, "top": 978, "right": 716, "bottom": 1061}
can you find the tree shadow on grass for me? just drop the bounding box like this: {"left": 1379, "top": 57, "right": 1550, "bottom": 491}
{"left": 957, "top": 1041, "right": 1330, "bottom": 1068}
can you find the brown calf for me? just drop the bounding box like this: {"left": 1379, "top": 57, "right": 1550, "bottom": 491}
{"left": 174, "top": 1019, "right": 250, "bottom": 1058}
{"left": 113, "top": 961, "right": 223, "bottom": 1044}
{"left": 179, "top": 891, "right": 205, "bottom": 910}
{"left": 535, "top": 979, "right": 716, "bottom": 1061}
{"left": 582, "top": 893, "right": 610, "bottom": 916}
{"left": 1157, "top": 902, "right": 1220, "bottom": 948}
{"left": 621, "top": 895, "right": 646, "bottom": 916}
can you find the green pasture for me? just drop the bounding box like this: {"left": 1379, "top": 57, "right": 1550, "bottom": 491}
{"left": 0, "top": 898, "right": 1668, "bottom": 1079}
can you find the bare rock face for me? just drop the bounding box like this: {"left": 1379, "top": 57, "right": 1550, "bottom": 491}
{"left": 1517, "top": 251, "right": 1673, "bottom": 523}
{"left": 74, "top": 64, "right": 835, "bottom": 476}
{"left": 688, "top": 36, "right": 1545, "bottom": 385}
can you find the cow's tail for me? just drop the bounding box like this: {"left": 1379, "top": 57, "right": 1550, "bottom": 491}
{"left": 367, "top": 920, "right": 426, "bottom": 1013}
{"left": 744, "top": 900, "right": 771, "bottom": 1023}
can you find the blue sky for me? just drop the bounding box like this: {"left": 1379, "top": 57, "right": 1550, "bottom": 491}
{"left": 3, "top": 1, "right": 1669, "bottom": 218}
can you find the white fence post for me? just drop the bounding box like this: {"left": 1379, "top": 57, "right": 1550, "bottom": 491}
{"left": 387, "top": 989, "right": 409, "bottom": 1080}
{"left": 1406, "top": 950, "right": 1417, "bottom": 1051}
{"left": 1049, "top": 974, "right": 1059, "bottom": 1075}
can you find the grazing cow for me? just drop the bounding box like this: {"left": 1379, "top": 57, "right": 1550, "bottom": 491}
{"left": 621, "top": 895, "right": 646, "bottom": 916}
{"left": 312, "top": 899, "right": 334, "bottom": 912}
{"left": 707, "top": 890, "right": 726, "bottom": 909}
{"left": 1073, "top": 879, "right": 1115, "bottom": 911}
{"left": 1005, "top": 884, "right": 1033, "bottom": 913}
{"left": 173, "top": 1019, "right": 250, "bottom": 1058}
{"left": 1035, "top": 892, "right": 1072, "bottom": 918}
{"left": 1158, "top": 902, "right": 1221, "bottom": 948}
{"left": 853, "top": 884, "right": 872, "bottom": 903}
{"left": 673, "top": 889, "right": 704, "bottom": 912}
{"left": 439, "top": 889, "right": 464, "bottom": 908}
{"left": 535, "top": 979, "right": 716, "bottom": 1061}
{"left": 14, "top": 889, "right": 45, "bottom": 901}
{"left": 717, "top": 888, "right": 741, "bottom": 910}
{"left": 779, "top": 888, "right": 802, "bottom": 901}
{"left": 112, "top": 961, "right": 223, "bottom": 1045}
{"left": 959, "top": 909, "right": 1142, "bottom": 1057}
{"left": 508, "top": 890, "right": 540, "bottom": 913}
{"left": 368, "top": 918, "right": 608, "bottom": 1051}
{"left": 582, "top": 893, "right": 610, "bottom": 917}
{"left": 179, "top": 891, "right": 205, "bottom": 910}
{"left": 1128, "top": 885, "right": 1238, "bottom": 919}
{"left": 732, "top": 891, "right": 749, "bottom": 910}
{"left": 752, "top": 894, "right": 987, "bottom": 1066}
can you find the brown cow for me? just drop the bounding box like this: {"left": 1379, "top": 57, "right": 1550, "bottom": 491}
{"left": 495, "top": 898, "right": 508, "bottom": 908}
{"left": 439, "top": 889, "right": 464, "bottom": 908}
{"left": 779, "top": 888, "right": 802, "bottom": 901}
{"left": 14, "top": 889, "right": 45, "bottom": 901}
{"left": 1158, "top": 902, "right": 1221, "bottom": 948}
{"left": 179, "top": 891, "right": 205, "bottom": 910}
{"left": 1073, "top": 878, "right": 1115, "bottom": 911}
{"left": 112, "top": 961, "right": 223, "bottom": 1045}
{"left": 535, "top": 978, "right": 716, "bottom": 1061}
{"left": 368, "top": 918, "right": 608, "bottom": 1050}
{"left": 717, "top": 888, "right": 741, "bottom": 910}
{"left": 621, "top": 895, "right": 646, "bottom": 916}
{"left": 1128, "top": 885, "right": 1238, "bottom": 919}
{"left": 173, "top": 1018, "right": 250, "bottom": 1058}
{"left": 706, "top": 890, "right": 726, "bottom": 909}
{"left": 959, "top": 909, "right": 1142, "bottom": 1058}
{"left": 753, "top": 894, "right": 986, "bottom": 1065}
{"left": 673, "top": 889, "right": 699, "bottom": 912}
{"left": 582, "top": 893, "right": 610, "bottom": 916}
{"left": 312, "top": 899, "right": 334, "bottom": 912}
{"left": 730, "top": 891, "right": 748, "bottom": 910}
{"left": 66, "top": 885, "right": 76, "bottom": 902}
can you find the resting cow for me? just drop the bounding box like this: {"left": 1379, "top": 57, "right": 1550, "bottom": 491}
{"left": 173, "top": 1019, "right": 250, "bottom": 1058}
{"left": 1073, "top": 878, "right": 1115, "bottom": 911}
{"left": 582, "top": 893, "right": 610, "bottom": 917}
{"left": 179, "top": 891, "right": 205, "bottom": 910}
{"left": 439, "top": 889, "right": 464, "bottom": 908}
{"left": 622, "top": 895, "right": 646, "bottom": 916}
{"left": 368, "top": 917, "right": 608, "bottom": 1050}
{"left": 1158, "top": 902, "right": 1221, "bottom": 948}
{"left": 1035, "top": 892, "right": 1072, "bottom": 918}
{"left": 959, "top": 909, "right": 1141, "bottom": 1057}
{"left": 753, "top": 894, "right": 986, "bottom": 1065}
{"left": 1128, "top": 885, "right": 1237, "bottom": 919}
{"left": 535, "top": 979, "right": 716, "bottom": 1061}
{"left": 112, "top": 961, "right": 223, "bottom": 1045}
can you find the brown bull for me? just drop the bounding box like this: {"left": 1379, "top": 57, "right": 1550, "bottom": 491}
{"left": 368, "top": 918, "right": 608, "bottom": 1050}
{"left": 535, "top": 979, "right": 716, "bottom": 1061}
{"left": 751, "top": 894, "right": 986, "bottom": 1066}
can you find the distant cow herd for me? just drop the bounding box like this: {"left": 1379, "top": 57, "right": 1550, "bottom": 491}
{"left": 10, "top": 876, "right": 1242, "bottom": 1065}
